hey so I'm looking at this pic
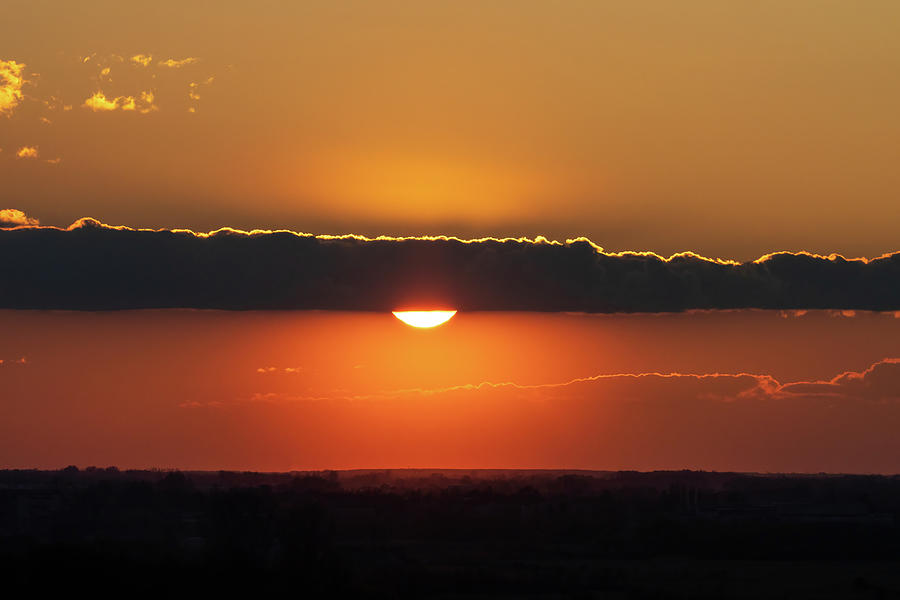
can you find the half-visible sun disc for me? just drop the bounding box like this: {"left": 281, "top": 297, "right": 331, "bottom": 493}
{"left": 392, "top": 310, "right": 457, "bottom": 328}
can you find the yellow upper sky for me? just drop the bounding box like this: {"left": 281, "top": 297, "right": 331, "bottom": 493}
{"left": 3, "top": 0, "right": 900, "bottom": 259}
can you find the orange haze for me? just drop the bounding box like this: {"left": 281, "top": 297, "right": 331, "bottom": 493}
{"left": 2, "top": 309, "right": 900, "bottom": 472}
{"left": 4, "top": 1, "right": 900, "bottom": 259}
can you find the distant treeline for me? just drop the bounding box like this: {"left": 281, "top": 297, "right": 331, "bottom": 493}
{"left": 1, "top": 468, "right": 899, "bottom": 597}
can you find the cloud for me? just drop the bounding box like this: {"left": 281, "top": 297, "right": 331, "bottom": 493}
{"left": 778, "top": 358, "right": 900, "bottom": 400}
{"left": 235, "top": 371, "right": 777, "bottom": 405}
{"left": 0, "top": 219, "right": 899, "bottom": 311}
{"left": 15, "top": 146, "right": 38, "bottom": 159}
{"left": 43, "top": 95, "right": 72, "bottom": 112}
{"left": 394, "top": 360, "right": 900, "bottom": 405}
{"left": 83, "top": 90, "right": 158, "bottom": 113}
{"left": 130, "top": 54, "right": 153, "bottom": 67}
{"left": 321, "top": 371, "right": 769, "bottom": 401}
{"left": 12, "top": 53, "right": 215, "bottom": 118}
{"left": 231, "top": 360, "right": 900, "bottom": 406}
{"left": 187, "top": 76, "right": 213, "bottom": 99}
{"left": 187, "top": 76, "right": 214, "bottom": 111}
{"left": 0, "top": 209, "right": 39, "bottom": 228}
{"left": 136, "top": 91, "right": 158, "bottom": 113}
{"left": 83, "top": 91, "right": 130, "bottom": 111}
{"left": 187, "top": 359, "right": 900, "bottom": 472}
{"left": 159, "top": 57, "right": 199, "bottom": 68}
{"left": 0, "top": 59, "right": 25, "bottom": 117}
{"left": 256, "top": 366, "right": 303, "bottom": 374}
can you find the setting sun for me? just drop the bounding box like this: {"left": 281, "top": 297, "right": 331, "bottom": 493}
{"left": 392, "top": 310, "right": 457, "bottom": 328}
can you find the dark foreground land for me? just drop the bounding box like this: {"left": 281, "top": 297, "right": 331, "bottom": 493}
{"left": 2, "top": 468, "right": 900, "bottom": 598}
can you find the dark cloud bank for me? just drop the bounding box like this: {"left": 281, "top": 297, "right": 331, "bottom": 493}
{"left": 1, "top": 218, "right": 899, "bottom": 312}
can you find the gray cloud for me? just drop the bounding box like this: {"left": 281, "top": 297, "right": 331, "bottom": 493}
{"left": 0, "top": 218, "right": 898, "bottom": 312}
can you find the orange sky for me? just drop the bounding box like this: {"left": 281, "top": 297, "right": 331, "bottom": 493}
{"left": 3, "top": 3, "right": 900, "bottom": 474}
{"left": 3, "top": 1, "right": 900, "bottom": 259}
{"left": 3, "top": 309, "right": 899, "bottom": 472}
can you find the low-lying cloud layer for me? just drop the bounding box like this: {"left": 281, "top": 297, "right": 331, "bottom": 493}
{"left": 1, "top": 217, "right": 898, "bottom": 312}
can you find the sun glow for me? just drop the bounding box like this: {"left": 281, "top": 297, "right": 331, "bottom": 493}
{"left": 392, "top": 310, "right": 457, "bottom": 328}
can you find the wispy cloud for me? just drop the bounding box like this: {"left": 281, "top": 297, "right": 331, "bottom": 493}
{"left": 5, "top": 52, "right": 217, "bottom": 126}
{"left": 130, "top": 54, "right": 153, "bottom": 67}
{"left": 159, "top": 57, "right": 199, "bottom": 68}
{"left": 43, "top": 95, "right": 72, "bottom": 112}
{"left": 256, "top": 366, "right": 303, "bottom": 374}
{"left": 187, "top": 76, "right": 214, "bottom": 112}
{"left": 184, "top": 358, "right": 900, "bottom": 409}
{"left": 83, "top": 90, "right": 158, "bottom": 113}
{"left": 373, "top": 359, "right": 900, "bottom": 404}
{"left": 137, "top": 91, "right": 158, "bottom": 113}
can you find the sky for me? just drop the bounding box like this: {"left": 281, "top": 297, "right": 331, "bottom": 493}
{"left": 2, "top": 2, "right": 900, "bottom": 473}
{"left": 3, "top": 310, "right": 900, "bottom": 472}
{"left": 3, "top": 1, "right": 900, "bottom": 259}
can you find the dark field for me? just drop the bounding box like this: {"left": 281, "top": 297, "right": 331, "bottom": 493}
{"left": 2, "top": 468, "right": 900, "bottom": 598}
